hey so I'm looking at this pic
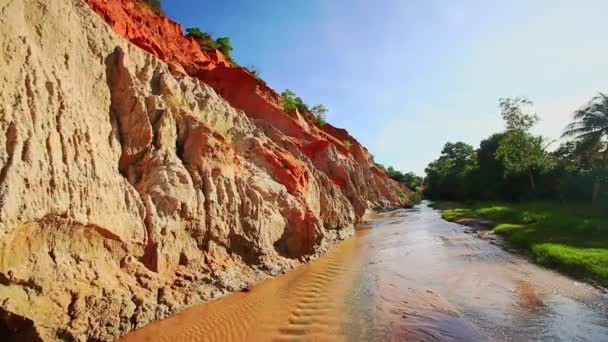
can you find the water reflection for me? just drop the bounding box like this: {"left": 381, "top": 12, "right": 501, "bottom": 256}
{"left": 121, "top": 201, "right": 608, "bottom": 341}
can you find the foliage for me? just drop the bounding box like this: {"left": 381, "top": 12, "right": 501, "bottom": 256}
{"left": 342, "top": 140, "right": 352, "bottom": 149}
{"left": 562, "top": 92, "right": 608, "bottom": 203}
{"left": 424, "top": 96, "right": 608, "bottom": 203}
{"left": 496, "top": 131, "right": 546, "bottom": 178}
{"left": 424, "top": 142, "right": 477, "bottom": 200}
{"left": 374, "top": 164, "right": 423, "bottom": 191}
{"left": 186, "top": 27, "right": 217, "bottom": 51}
{"left": 186, "top": 27, "right": 234, "bottom": 61}
{"left": 402, "top": 172, "right": 423, "bottom": 189}
{"left": 215, "top": 37, "right": 233, "bottom": 58}
{"left": 280, "top": 89, "right": 309, "bottom": 114}
{"left": 495, "top": 97, "right": 548, "bottom": 193}
{"left": 438, "top": 201, "right": 608, "bottom": 286}
{"left": 279, "top": 91, "right": 329, "bottom": 128}
{"left": 311, "top": 104, "right": 328, "bottom": 126}
{"left": 563, "top": 92, "right": 608, "bottom": 148}
{"left": 472, "top": 133, "right": 509, "bottom": 199}
{"left": 406, "top": 191, "right": 423, "bottom": 207}
{"left": 141, "top": 0, "right": 164, "bottom": 15}
{"left": 394, "top": 186, "right": 406, "bottom": 199}
{"left": 498, "top": 97, "right": 539, "bottom": 131}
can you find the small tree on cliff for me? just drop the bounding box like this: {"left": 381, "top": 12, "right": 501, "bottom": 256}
{"left": 281, "top": 89, "right": 309, "bottom": 114}
{"left": 186, "top": 28, "right": 234, "bottom": 61}
{"left": 215, "top": 37, "right": 233, "bottom": 59}
{"left": 311, "top": 104, "right": 328, "bottom": 126}
{"left": 186, "top": 27, "right": 218, "bottom": 51}
{"left": 142, "top": 0, "right": 164, "bottom": 15}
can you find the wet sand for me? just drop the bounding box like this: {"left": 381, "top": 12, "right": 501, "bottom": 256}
{"left": 121, "top": 202, "right": 608, "bottom": 341}
{"left": 120, "top": 232, "right": 367, "bottom": 342}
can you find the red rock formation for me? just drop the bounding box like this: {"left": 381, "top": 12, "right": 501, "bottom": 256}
{"left": 85, "top": 0, "right": 404, "bottom": 217}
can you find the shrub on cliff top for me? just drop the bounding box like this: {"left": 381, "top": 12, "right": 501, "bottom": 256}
{"left": 215, "top": 37, "right": 233, "bottom": 59}
{"left": 281, "top": 89, "right": 309, "bottom": 114}
{"left": 311, "top": 104, "right": 328, "bottom": 126}
{"left": 141, "top": 0, "right": 164, "bottom": 15}
{"left": 185, "top": 27, "right": 235, "bottom": 62}
{"left": 186, "top": 27, "right": 218, "bottom": 51}
{"left": 280, "top": 91, "right": 331, "bottom": 128}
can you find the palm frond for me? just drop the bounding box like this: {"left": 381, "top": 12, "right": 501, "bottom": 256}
{"left": 569, "top": 130, "right": 602, "bottom": 143}
{"left": 565, "top": 92, "right": 608, "bottom": 144}
{"left": 561, "top": 126, "right": 597, "bottom": 138}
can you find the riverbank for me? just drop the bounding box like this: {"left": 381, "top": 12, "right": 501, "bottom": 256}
{"left": 432, "top": 201, "right": 608, "bottom": 287}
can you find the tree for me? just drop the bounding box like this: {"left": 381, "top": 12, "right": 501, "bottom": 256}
{"left": 186, "top": 28, "right": 234, "bottom": 61}
{"left": 215, "top": 37, "right": 233, "bottom": 58}
{"left": 424, "top": 142, "right": 476, "bottom": 200}
{"left": 142, "top": 0, "right": 164, "bottom": 15}
{"left": 441, "top": 142, "right": 476, "bottom": 170}
{"left": 310, "top": 104, "right": 328, "bottom": 126}
{"left": 280, "top": 89, "right": 309, "bottom": 114}
{"left": 496, "top": 132, "right": 546, "bottom": 192}
{"left": 402, "top": 172, "right": 423, "bottom": 190}
{"left": 372, "top": 163, "right": 422, "bottom": 191}
{"left": 496, "top": 97, "right": 546, "bottom": 193}
{"left": 562, "top": 92, "right": 608, "bottom": 203}
{"left": 499, "top": 97, "right": 539, "bottom": 131}
{"left": 549, "top": 141, "right": 595, "bottom": 202}
{"left": 186, "top": 27, "right": 217, "bottom": 51}
{"left": 472, "top": 133, "right": 507, "bottom": 199}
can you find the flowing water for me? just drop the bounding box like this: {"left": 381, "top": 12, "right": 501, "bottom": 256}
{"left": 121, "top": 201, "right": 608, "bottom": 341}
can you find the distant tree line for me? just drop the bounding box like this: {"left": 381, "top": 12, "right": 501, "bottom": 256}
{"left": 425, "top": 94, "right": 608, "bottom": 204}
{"left": 373, "top": 160, "right": 423, "bottom": 191}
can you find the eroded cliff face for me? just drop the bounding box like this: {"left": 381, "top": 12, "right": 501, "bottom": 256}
{"left": 0, "top": 0, "right": 409, "bottom": 340}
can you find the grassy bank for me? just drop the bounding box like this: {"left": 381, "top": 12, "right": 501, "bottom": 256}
{"left": 433, "top": 201, "right": 608, "bottom": 287}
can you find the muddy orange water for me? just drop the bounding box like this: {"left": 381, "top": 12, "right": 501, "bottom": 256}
{"left": 121, "top": 202, "right": 608, "bottom": 341}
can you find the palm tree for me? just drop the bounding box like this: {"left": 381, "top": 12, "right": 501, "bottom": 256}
{"left": 562, "top": 92, "right": 608, "bottom": 203}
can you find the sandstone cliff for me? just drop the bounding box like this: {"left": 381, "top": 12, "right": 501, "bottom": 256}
{"left": 0, "top": 0, "right": 410, "bottom": 340}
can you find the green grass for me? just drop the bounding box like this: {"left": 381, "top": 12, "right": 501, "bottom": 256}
{"left": 435, "top": 201, "right": 608, "bottom": 287}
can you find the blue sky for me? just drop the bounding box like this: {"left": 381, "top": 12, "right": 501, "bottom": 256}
{"left": 164, "top": 0, "right": 608, "bottom": 175}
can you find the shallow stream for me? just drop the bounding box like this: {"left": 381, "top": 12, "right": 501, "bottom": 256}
{"left": 121, "top": 201, "right": 608, "bottom": 341}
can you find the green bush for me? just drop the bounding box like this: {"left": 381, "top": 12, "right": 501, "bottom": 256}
{"left": 215, "top": 37, "right": 233, "bottom": 58}
{"left": 342, "top": 140, "right": 352, "bottom": 149}
{"left": 186, "top": 28, "right": 234, "bottom": 61}
{"left": 408, "top": 191, "right": 422, "bottom": 206}
{"left": 280, "top": 89, "right": 309, "bottom": 114}
{"left": 311, "top": 104, "right": 327, "bottom": 126}
{"left": 186, "top": 27, "right": 217, "bottom": 51}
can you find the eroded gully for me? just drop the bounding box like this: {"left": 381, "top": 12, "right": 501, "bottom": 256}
{"left": 120, "top": 201, "right": 608, "bottom": 341}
